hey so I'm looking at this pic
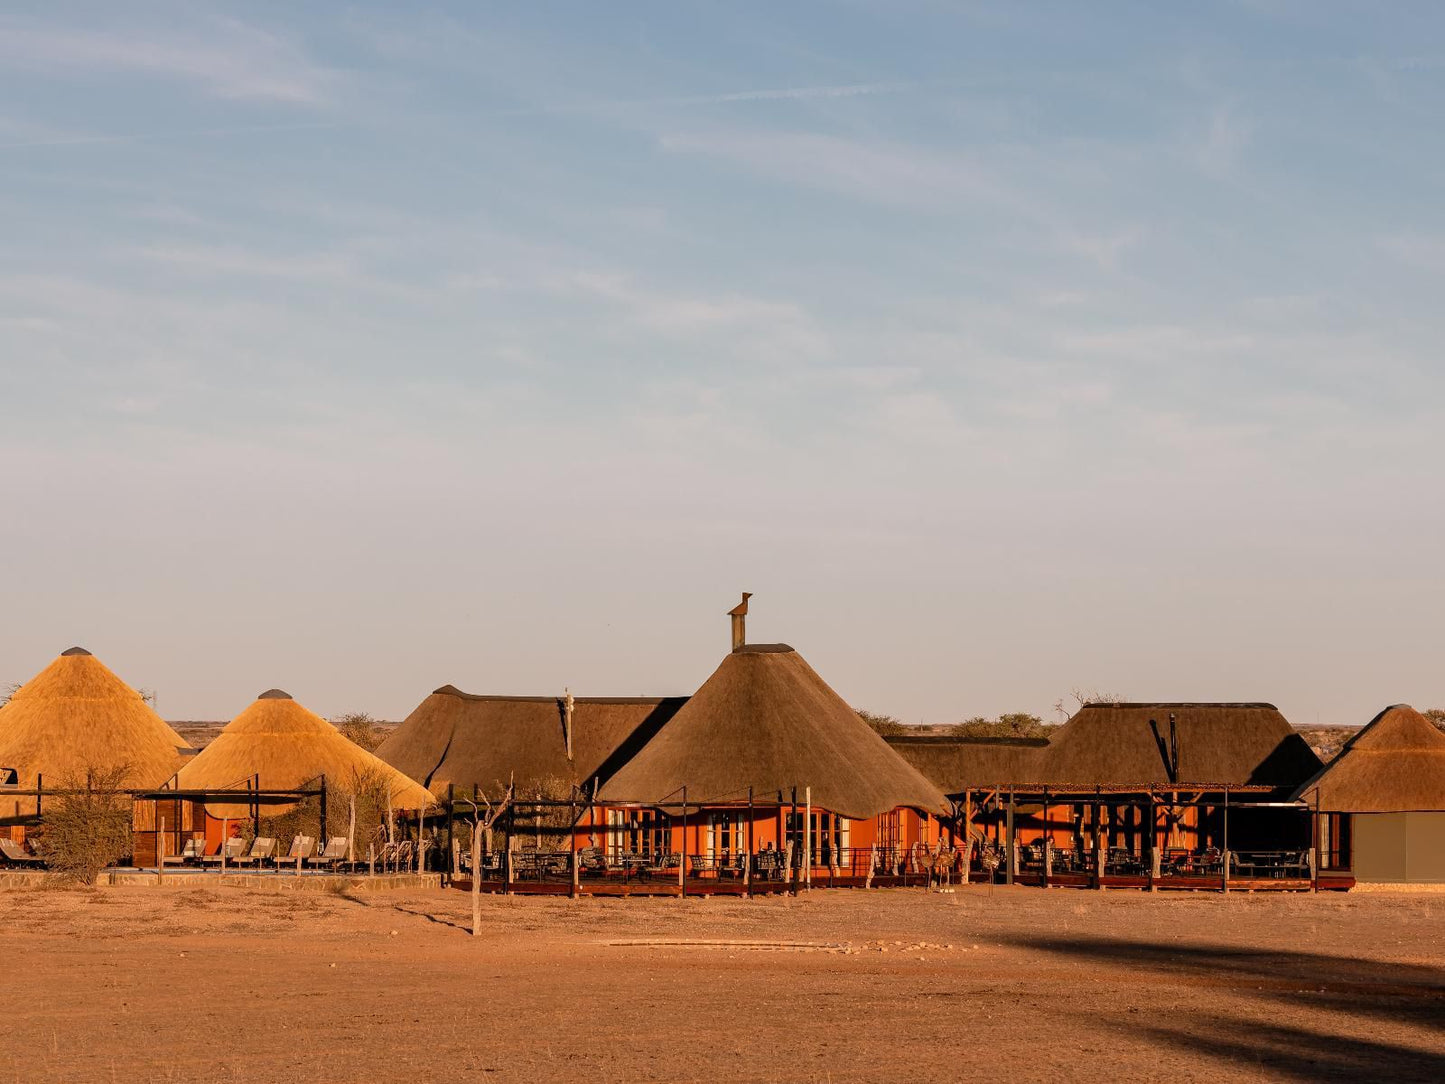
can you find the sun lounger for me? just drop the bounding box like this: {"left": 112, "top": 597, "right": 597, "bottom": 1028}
{"left": 232, "top": 837, "right": 276, "bottom": 867}
{"left": 278, "top": 835, "right": 316, "bottom": 869}
{"left": 200, "top": 837, "right": 248, "bottom": 866}
{"left": 310, "top": 837, "right": 351, "bottom": 868}
{"left": 163, "top": 836, "right": 206, "bottom": 866}
{"left": 0, "top": 838, "right": 44, "bottom": 867}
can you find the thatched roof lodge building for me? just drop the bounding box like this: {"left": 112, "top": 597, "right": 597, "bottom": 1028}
{"left": 0, "top": 648, "right": 193, "bottom": 843}
{"left": 1296, "top": 705, "right": 1445, "bottom": 883}
{"left": 177, "top": 689, "right": 434, "bottom": 817}
{"left": 590, "top": 640, "right": 948, "bottom": 878}
{"left": 376, "top": 598, "right": 950, "bottom": 887}
{"left": 888, "top": 702, "right": 1328, "bottom": 888}
{"left": 128, "top": 689, "right": 436, "bottom": 867}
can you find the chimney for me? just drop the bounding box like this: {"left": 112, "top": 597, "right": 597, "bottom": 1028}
{"left": 728, "top": 592, "right": 752, "bottom": 652}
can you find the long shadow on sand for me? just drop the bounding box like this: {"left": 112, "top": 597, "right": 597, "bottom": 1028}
{"left": 1008, "top": 935, "right": 1445, "bottom": 1082}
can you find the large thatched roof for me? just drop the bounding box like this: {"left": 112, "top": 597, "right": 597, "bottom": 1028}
{"left": 375, "top": 687, "right": 687, "bottom": 799}
{"left": 175, "top": 690, "right": 434, "bottom": 818}
{"left": 1297, "top": 705, "right": 1445, "bottom": 812}
{"left": 597, "top": 645, "right": 949, "bottom": 818}
{"left": 1038, "top": 702, "right": 1320, "bottom": 788}
{"left": 890, "top": 703, "right": 1320, "bottom": 793}
{"left": 0, "top": 648, "right": 190, "bottom": 789}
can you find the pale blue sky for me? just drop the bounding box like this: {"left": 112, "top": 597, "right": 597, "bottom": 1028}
{"left": 2, "top": 2, "right": 1442, "bottom": 725}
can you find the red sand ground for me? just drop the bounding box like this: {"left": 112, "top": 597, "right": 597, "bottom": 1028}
{"left": 3, "top": 883, "right": 1443, "bottom": 1083}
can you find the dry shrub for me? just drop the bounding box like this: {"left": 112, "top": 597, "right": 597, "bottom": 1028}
{"left": 857, "top": 710, "right": 907, "bottom": 737}
{"left": 32, "top": 766, "right": 134, "bottom": 885}
{"left": 334, "top": 711, "right": 384, "bottom": 752}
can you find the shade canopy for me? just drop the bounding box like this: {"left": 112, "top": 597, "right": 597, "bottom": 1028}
{"left": 597, "top": 645, "right": 949, "bottom": 819}
{"left": 1297, "top": 705, "right": 1445, "bottom": 813}
{"left": 175, "top": 690, "right": 434, "bottom": 818}
{"left": 0, "top": 648, "right": 190, "bottom": 789}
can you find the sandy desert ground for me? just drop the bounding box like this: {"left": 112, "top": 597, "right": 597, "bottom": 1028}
{"left": 3, "top": 882, "right": 1442, "bottom": 1083}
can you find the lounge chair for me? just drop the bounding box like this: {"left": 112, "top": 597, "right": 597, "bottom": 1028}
{"left": 200, "top": 837, "right": 247, "bottom": 866}
{"left": 278, "top": 835, "right": 316, "bottom": 869}
{"left": 163, "top": 836, "right": 206, "bottom": 866}
{"left": 310, "top": 837, "right": 351, "bottom": 869}
{"left": 0, "top": 838, "right": 44, "bottom": 868}
{"left": 233, "top": 837, "right": 276, "bottom": 867}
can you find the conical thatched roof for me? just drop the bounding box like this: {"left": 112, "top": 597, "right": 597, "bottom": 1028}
{"left": 175, "top": 690, "right": 434, "bottom": 818}
{"left": 0, "top": 648, "right": 190, "bottom": 789}
{"left": 376, "top": 687, "right": 686, "bottom": 799}
{"left": 597, "top": 645, "right": 949, "bottom": 818}
{"left": 1297, "top": 705, "right": 1445, "bottom": 812}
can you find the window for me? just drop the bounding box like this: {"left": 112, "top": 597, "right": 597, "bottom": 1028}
{"left": 707, "top": 812, "right": 745, "bottom": 858}
{"left": 784, "top": 811, "right": 848, "bottom": 865}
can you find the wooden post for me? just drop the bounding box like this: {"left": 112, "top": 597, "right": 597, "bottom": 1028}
{"left": 1042, "top": 791, "right": 1051, "bottom": 888}
{"left": 417, "top": 806, "right": 426, "bottom": 874}
{"left": 386, "top": 785, "right": 394, "bottom": 846}
{"left": 158, "top": 815, "right": 166, "bottom": 876}
{"left": 221, "top": 817, "right": 229, "bottom": 872}
{"left": 1222, "top": 787, "right": 1230, "bottom": 895}
{"left": 1094, "top": 801, "right": 1105, "bottom": 890}
{"left": 471, "top": 814, "right": 483, "bottom": 936}
{"left": 571, "top": 795, "right": 580, "bottom": 899}
{"left": 961, "top": 835, "right": 972, "bottom": 886}
{"left": 1004, "top": 789, "right": 1015, "bottom": 886}
{"left": 1311, "top": 787, "right": 1321, "bottom": 893}
{"left": 368, "top": 842, "right": 375, "bottom": 877}
{"left": 446, "top": 784, "right": 455, "bottom": 885}
{"left": 744, "top": 788, "right": 753, "bottom": 899}
{"left": 679, "top": 787, "right": 688, "bottom": 893}
{"left": 1147, "top": 791, "right": 1157, "bottom": 891}
{"left": 803, "top": 786, "right": 812, "bottom": 892}
{"left": 347, "top": 795, "right": 356, "bottom": 867}
{"left": 503, "top": 809, "right": 513, "bottom": 894}
{"left": 865, "top": 842, "right": 877, "bottom": 889}
{"left": 782, "top": 840, "right": 795, "bottom": 895}
{"left": 319, "top": 775, "right": 328, "bottom": 844}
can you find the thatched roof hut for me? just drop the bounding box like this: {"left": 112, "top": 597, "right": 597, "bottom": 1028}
{"left": 597, "top": 645, "right": 949, "bottom": 818}
{"left": 0, "top": 647, "right": 190, "bottom": 789}
{"left": 375, "top": 687, "right": 686, "bottom": 799}
{"left": 1297, "top": 705, "right": 1445, "bottom": 812}
{"left": 175, "top": 690, "right": 434, "bottom": 818}
{"left": 890, "top": 703, "right": 1320, "bottom": 794}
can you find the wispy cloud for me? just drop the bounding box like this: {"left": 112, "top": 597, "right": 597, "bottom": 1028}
{"left": 0, "top": 15, "right": 336, "bottom": 104}
{"left": 0, "top": 121, "right": 338, "bottom": 152}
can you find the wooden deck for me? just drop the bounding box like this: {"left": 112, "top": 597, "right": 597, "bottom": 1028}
{"left": 450, "top": 870, "right": 1354, "bottom": 896}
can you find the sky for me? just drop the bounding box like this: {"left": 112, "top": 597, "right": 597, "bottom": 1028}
{"left": 2, "top": 2, "right": 1443, "bottom": 725}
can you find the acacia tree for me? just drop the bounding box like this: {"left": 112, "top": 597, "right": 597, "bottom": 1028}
{"left": 32, "top": 766, "right": 134, "bottom": 885}
{"left": 951, "top": 713, "right": 1051, "bottom": 739}
{"left": 334, "top": 712, "right": 384, "bottom": 751}
{"left": 857, "top": 709, "right": 907, "bottom": 737}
